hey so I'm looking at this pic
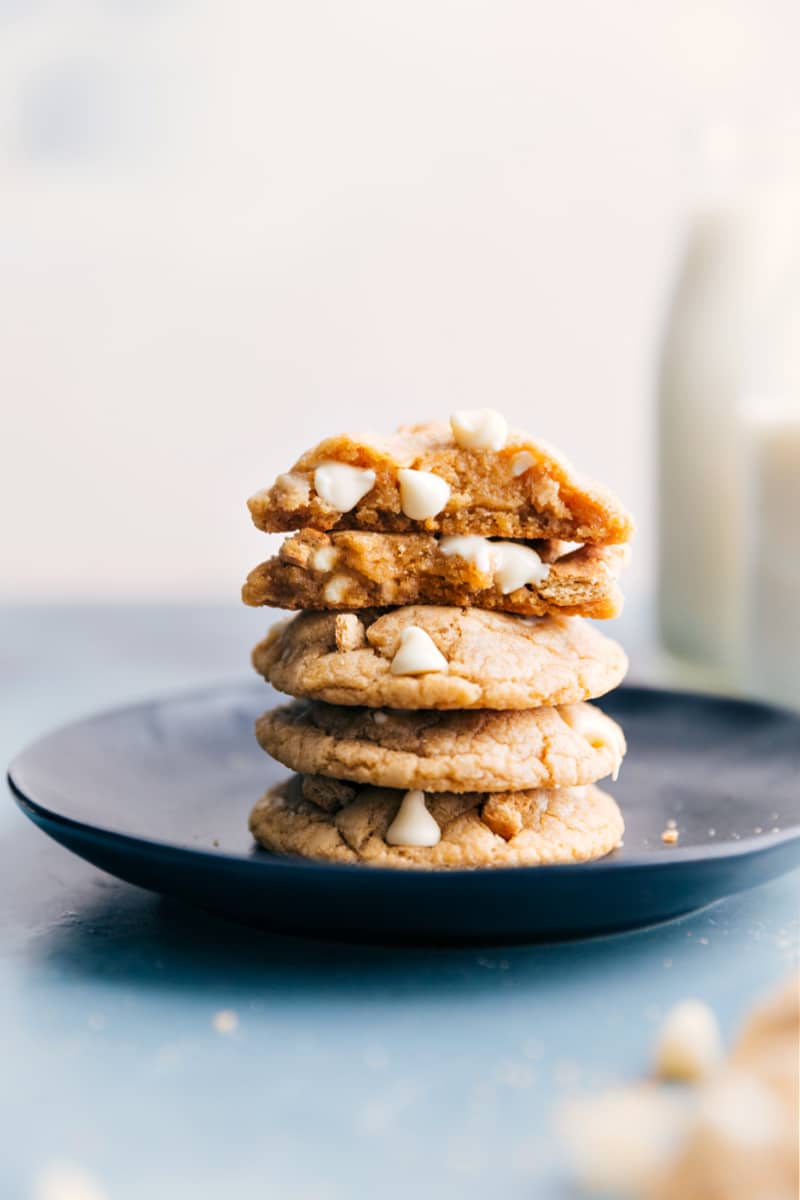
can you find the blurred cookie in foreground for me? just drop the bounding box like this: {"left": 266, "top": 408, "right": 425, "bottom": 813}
{"left": 255, "top": 700, "right": 626, "bottom": 794}
{"left": 243, "top": 530, "right": 628, "bottom": 619}
{"left": 252, "top": 606, "right": 628, "bottom": 710}
{"left": 560, "top": 973, "right": 799, "bottom": 1200}
{"left": 249, "top": 775, "right": 624, "bottom": 869}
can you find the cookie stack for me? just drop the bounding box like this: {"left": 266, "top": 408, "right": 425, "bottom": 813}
{"left": 243, "top": 411, "right": 633, "bottom": 869}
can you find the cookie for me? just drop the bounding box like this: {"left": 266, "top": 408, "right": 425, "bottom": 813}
{"left": 249, "top": 775, "right": 624, "bottom": 868}
{"left": 242, "top": 530, "right": 628, "bottom": 619}
{"left": 653, "top": 975, "right": 799, "bottom": 1200}
{"left": 252, "top": 606, "right": 628, "bottom": 709}
{"left": 255, "top": 700, "right": 626, "bottom": 793}
{"left": 247, "top": 419, "right": 633, "bottom": 542}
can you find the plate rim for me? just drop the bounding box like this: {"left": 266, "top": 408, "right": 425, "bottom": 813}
{"left": 7, "top": 679, "right": 800, "bottom": 881}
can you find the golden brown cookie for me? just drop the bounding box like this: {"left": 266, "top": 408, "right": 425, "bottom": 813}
{"left": 242, "top": 530, "right": 628, "bottom": 619}
{"left": 652, "top": 974, "right": 799, "bottom": 1200}
{"left": 252, "top": 606, "right": 628, "bottom": 710}
{"left": 255, "top": 700, "right": 626, "bottom": 793}
{"left": 249, "top": 775, "right": 624, "bottom": 869}
{"left": 247, "top": 421, "right": 633, "bottom": 542}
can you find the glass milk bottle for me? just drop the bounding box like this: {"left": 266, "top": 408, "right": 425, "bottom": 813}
{"left": 657, "top": 209, "right": 761, "bottom": 682}
{"left": 744, "top": 279, "right": 800, "bottom": 708}
{"left": 658, "top": 185, "right": 799, "bottom": 688}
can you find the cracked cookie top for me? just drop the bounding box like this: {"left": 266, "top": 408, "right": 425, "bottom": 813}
{"left": 255, "top": 700, "right": 626, "bottom": 793}
{"left": 249, "top": 775, "right": 624, "bottom": 869}
{"left": 252, "top": 605, "right": 628, "bottom": 709}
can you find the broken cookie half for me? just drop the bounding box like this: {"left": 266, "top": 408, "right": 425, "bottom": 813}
{"left": 248, "top": 420, "right": 634, "bottom": 543}
{"left": 243, "top": 529, "right": 629, "bottom": 619}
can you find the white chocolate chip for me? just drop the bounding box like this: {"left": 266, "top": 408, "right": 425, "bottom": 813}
{"left": 311, "top": 545, "right": 338, "bottom": 571}
{"left": 490, "top": 543, "right": 550, "bottom": 594}
{"left": 561, "top": 706, "right": 626, "bottom": 779}
{"left": 654, "top": 1000, "right": 724, "bottom": 1082}
{"left": 440, "top": 536, "right": 550, "bottom": 594}
{"left": 372, "top": 710, "right": 389, "bottom": 725}
{"left": 313, "top": 461, "right": 376, "bottom": 512}
{"left": 385, "top": 789, "right": 441, "bottom": 847}
{"left": 439, "top": 535, "right": 495, "bottom": 576}
{"left": 450, "top": 408, "right": 508, "bottom": 451}
{"left": 323, "top": 573, "right": 350, "bottom": 604}
{"left": 511, "top": 450, "right": 534, "bottom": 476}
{"left": 390, "top": 625, "right": 448, "bottom": 675}
{"left": 397, "top": 468, "right": 450, "bottom": 520}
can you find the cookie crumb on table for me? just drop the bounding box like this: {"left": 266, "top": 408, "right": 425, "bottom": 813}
{"left": 212, "top": 1009, "right": 239, "bottom": 1035}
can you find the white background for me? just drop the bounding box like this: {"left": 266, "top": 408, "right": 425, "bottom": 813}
{"left": 2, "top": 1, "right": 799, "bottom": 602}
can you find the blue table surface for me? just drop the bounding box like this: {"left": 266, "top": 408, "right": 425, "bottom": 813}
{"left": 2, "top": 604, "right": 798, "bottom": 1200}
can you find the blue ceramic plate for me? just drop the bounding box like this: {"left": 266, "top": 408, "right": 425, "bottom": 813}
{"left": 7, "top": 682, "right": 800, "bottom": 942}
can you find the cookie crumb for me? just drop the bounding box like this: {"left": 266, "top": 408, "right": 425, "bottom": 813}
{"left": 212, "top": 1009, "right": 239, "bottom": 1035}
{"left": 661, "top": 828, "right": 679, "bottom": 845}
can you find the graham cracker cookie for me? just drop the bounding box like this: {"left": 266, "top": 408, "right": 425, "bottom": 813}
{"left": 248, "top": 420, "right": 633, "bottom": 542}
{"left": 255, "top": 700, "right": 626, "bottom": 793}
{"left": 252, "top": 606, "right": 628, "bottom": 710}
{"left": 243, "top": 530, "right": 628, "bottom": 619}
{"left": 249, "top": 775, "right": 624, "bottom": 869}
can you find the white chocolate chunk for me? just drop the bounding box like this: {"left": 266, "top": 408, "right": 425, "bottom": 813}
{"left": 654, "top": 1000, "right": 724, "bottom": 1082}
{"left": 311, "top": 544, "right": 338, "bottom": 571}
{"left": 491, "top": 543, "right": 550, "bottom": 594}
{"left": 385, "top": 789, "right": 441, "bottom": 847}
{"left": 511, "top": 450, "right": 534, "bottom": 476}
{"left": 440, "top": 536, "right": 550, "bottom": 594}
{"left": 323, "top": 573, "right": 350, "bottom": 604}
{"left": 372, "top": 710, "right": 389, "bottom": 725}
{"left": 439, "top": 534, "right": 495, "bottom": 576}
{"left": 560, "top": 705, "right": 626, "bottom": 780}
{"left": 397, "top": 468, "right": 450, "bottom": 519}
{"left": 390, "top": 625, "right": 448, "bottom": 675}
{"left": 313, "top": 461, "right": 376, "bottom": 512}
{"left": 450, "top": 408, "right": 508, "bottom": 450}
